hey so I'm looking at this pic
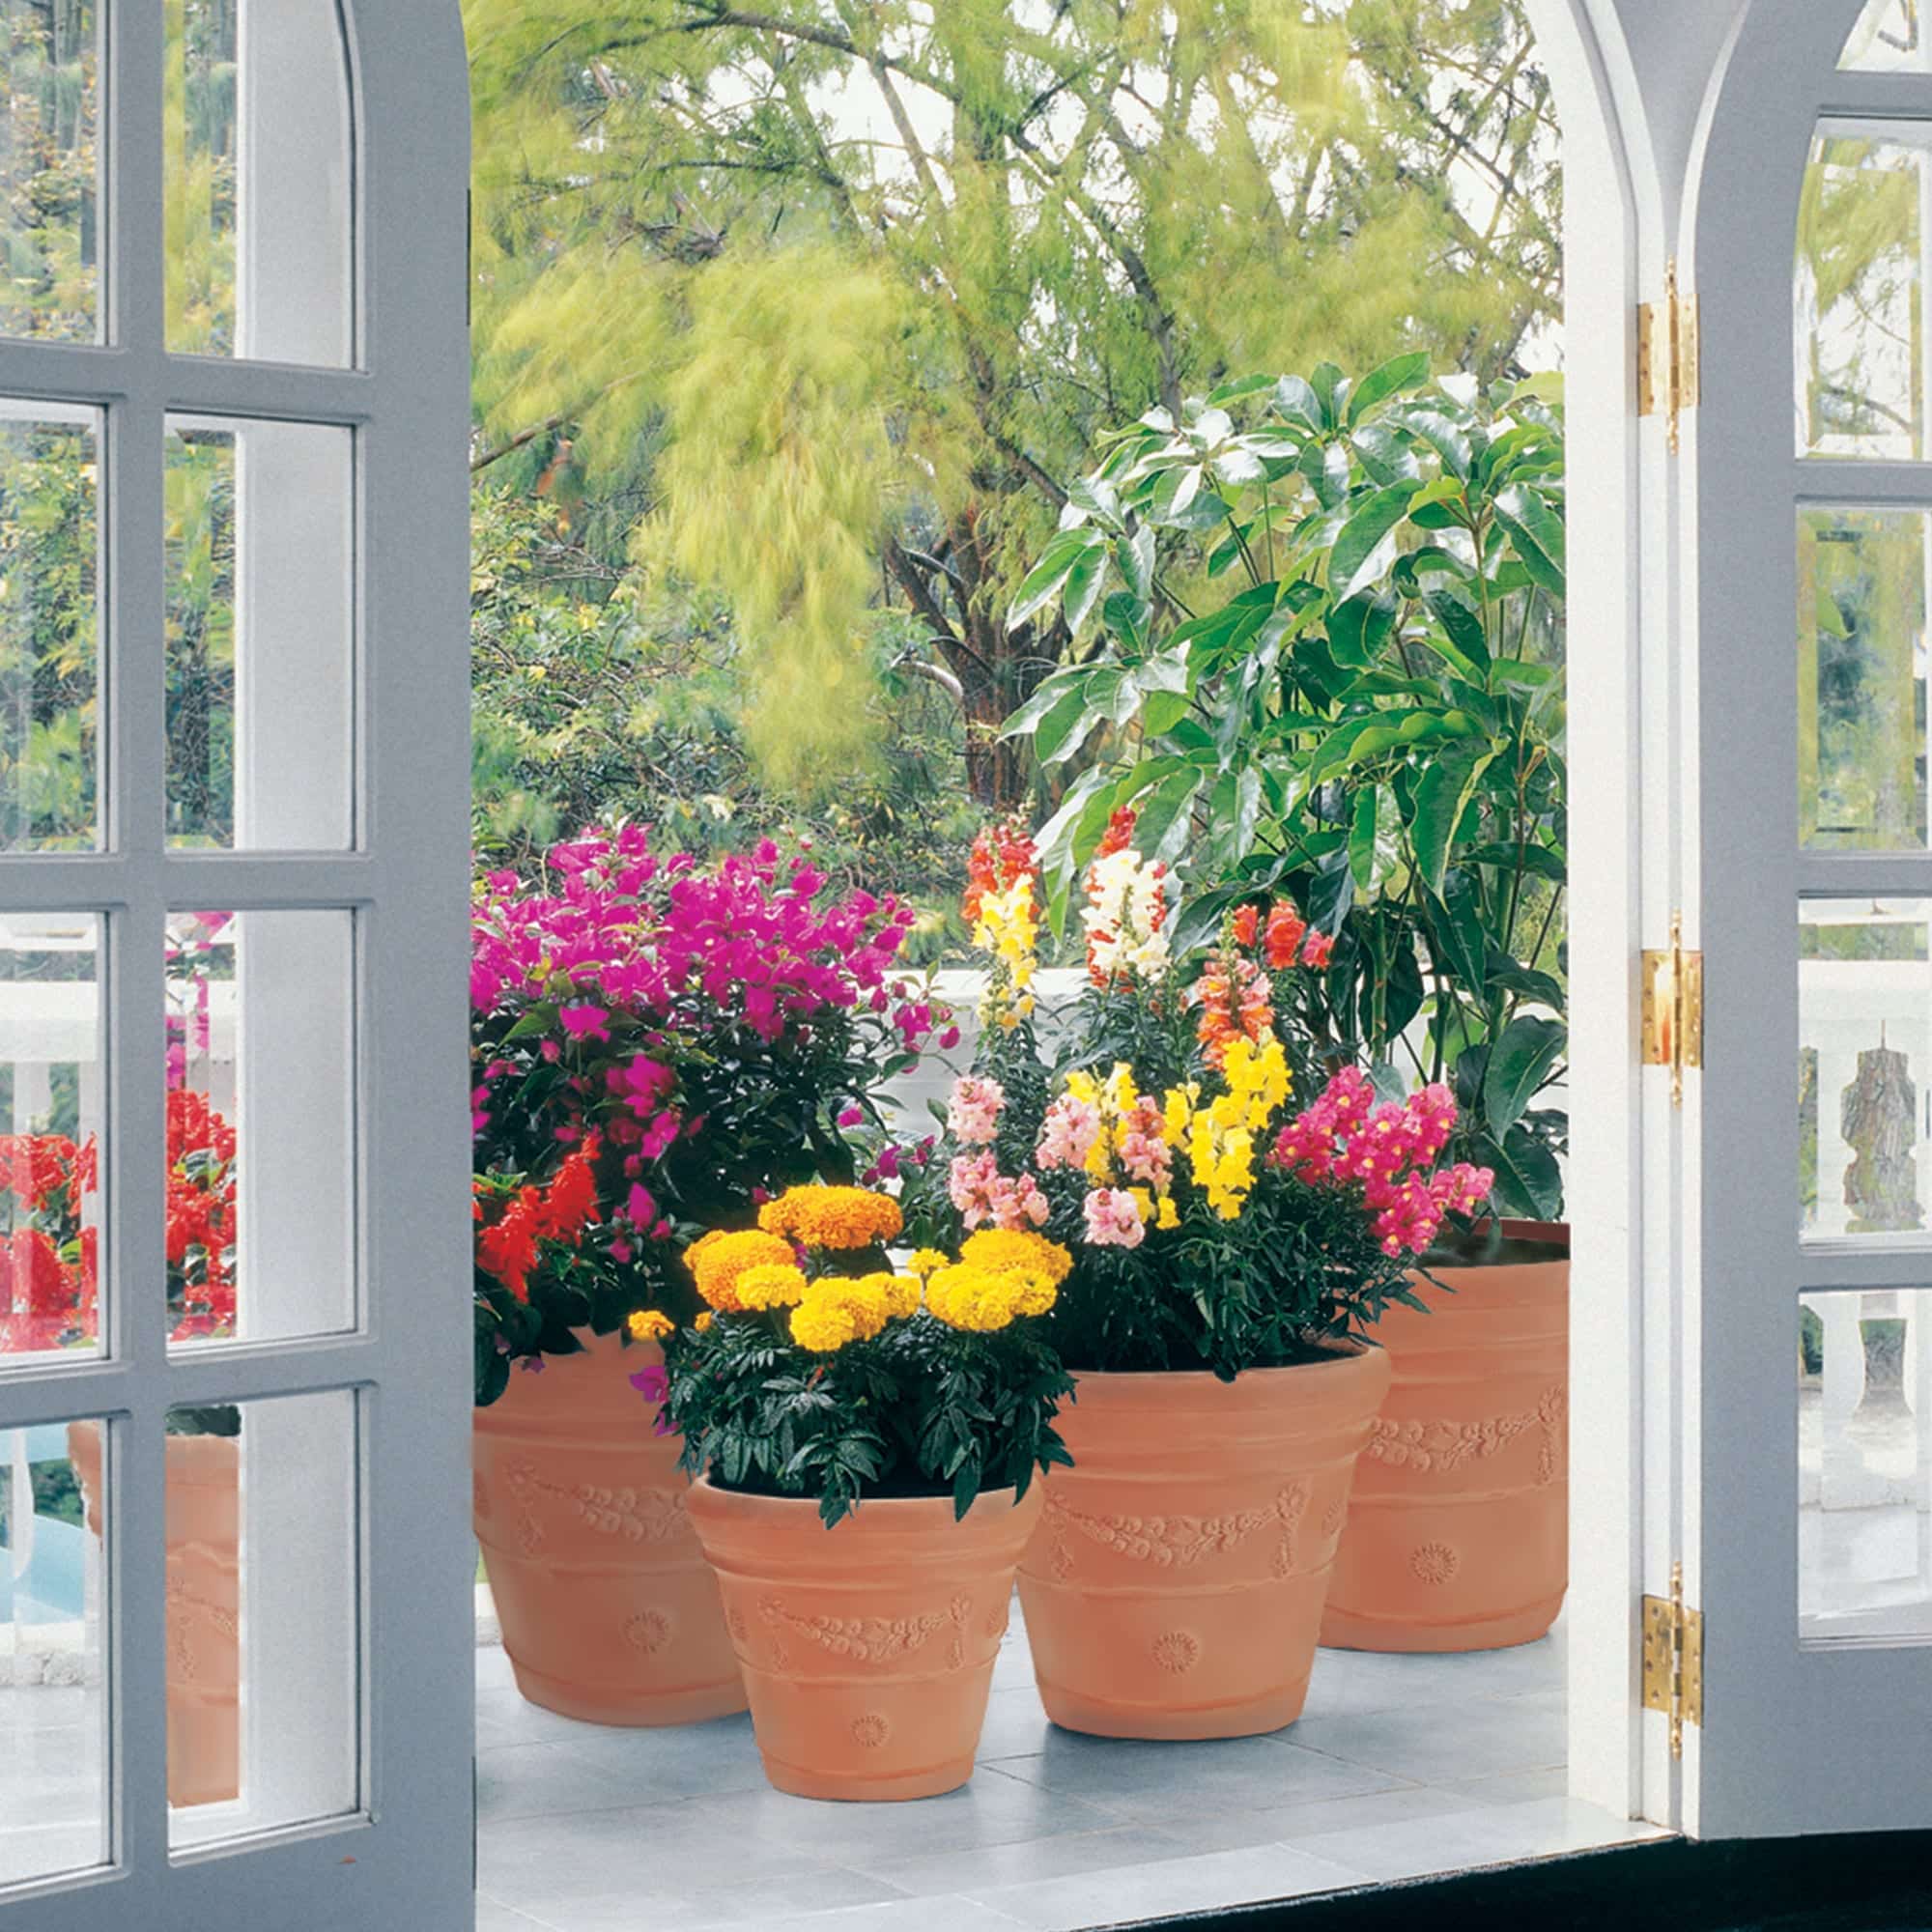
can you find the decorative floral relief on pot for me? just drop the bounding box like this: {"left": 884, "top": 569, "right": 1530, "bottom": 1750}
{"left": 1043, "top": 1481, "right": 1309, "bottom": 1582}
{"left": 505, "top": 1463, "right": 690, "bottom": 1554}
{"left": 1363, "top": 1385, "right": 1567, "bottom": 1485}
{"left": 757, "top": 1592, "right": 972, "bottom": 1667}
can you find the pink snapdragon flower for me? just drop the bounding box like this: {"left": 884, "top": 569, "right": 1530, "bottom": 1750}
{"left": 1036, "top": 1093, "right": 1102, "bottom": 1172}
{"left": 946, "top": 1076, "right": 1007, "bottom": 1147}
{"left": 1083, "top": 1186, "right": 1146, "bottom": 1249}
{"left": 949, "top": 1150, "right": 1050, "bottom": 1231}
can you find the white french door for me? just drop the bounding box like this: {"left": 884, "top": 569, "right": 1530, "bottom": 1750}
{"left": 0, "top": 3, "right": 473, "bottom": 1928}
{"left": 1679, "top": 0, "right": 1932, "bottom": 1839}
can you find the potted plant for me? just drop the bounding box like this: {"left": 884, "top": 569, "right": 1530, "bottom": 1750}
{"left": 469, "top": 828, "right": 945, "bottom": 1724}
{"left": 661, "top": 1183, "right": 1071, "bottom": 1801}
{"left": 905, "top": 818, "right": 1492, "bottom": 1738}
{"left": 3, "top": 1096, "right": 243, "bottom": 1809}
{"left": 1004, "top": 361, "right": 1571, "bottom": 1652}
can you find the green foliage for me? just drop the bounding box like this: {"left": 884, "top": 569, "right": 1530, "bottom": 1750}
{"left": 666, "top": 1303, "right": 1071, "bottom": 1528}
{"left": 0, "top": 0, "right": 99, "bottom": 341}
{"left": 1004, "top": 359, "right": 1568, "bottom": 1214}
{"left": 469, "top": 489, "right": 977, "bottom": 947}
{"left": 466, "top": 0, "right": 1560, "bottom": 804}
{"left": 0, "top": 417, "right": 97, "bottom": 849}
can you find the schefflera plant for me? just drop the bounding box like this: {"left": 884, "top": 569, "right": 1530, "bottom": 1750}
{"left": 1003, "top": 359, "right": 1568, "bottom": 1222}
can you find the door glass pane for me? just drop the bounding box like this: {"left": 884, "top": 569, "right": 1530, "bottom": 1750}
{"left": 0, "top": 405, "right": 99, "bottom": 852}
{"left": 164, "top": 417, "right": 353, "bottom": 851}
{"left": 1800, "top": 507, "right": 1929, "bottom": 850}
{"left": 1842, "top": 0, "right": 1931, "bottom": 71}
{"left": 1801, "top": 898, "right": 1932, "bottom": 1243}
{"left": 166, "top": 1390, "right": 359, "bottom": 1848}
{"left": 165, "top": 910, "right": 355, "bottom": 1347}
{"left": 2, "top": 913, "right": 100, "bottom": 1359}
{"left": 1, "top": 1414, "right": 109, "bottom": 1884}
{"left": 1797, "top": 125, "right": 1932, "bottom": 462}
{"left": 0, "top": 0, "right": 99, "bottom": 341}
{"left": 165, "top": 0, "right": 353, "bottom": 365}
{"left": 1800, "top": 1290, "right": 1932, "bottom": 1642}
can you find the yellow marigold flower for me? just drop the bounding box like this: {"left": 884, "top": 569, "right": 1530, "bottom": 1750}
{"left": 959, "top": 1228, "right": 1074, "bottom": 1287}
{"left": 854, "top": 1270, "right": 923, "bottom": 1319}
{"left": 736, "top": 1263, "right": 809, "bottom": 1310}
{"left": 627, "top": 1309, "right": 675, "bottom": 1343}
{"left": 695, "top": 1311, "right": 715, "bottom": 1332}
{"left": 1005, "top": 1266, "right": 1058, "bottom": 1318}
{"left": 758, "top": 1184, "right": 904, "bottom": 1251}
{"left": 925, "top": 1264, "right": 1024, "bottom": 1333}
{"left": 689, "top": 1229, "right": 797, "bottom": 1313}
{"left": 791, "top": 1295, "right": 858, "bottom": 1353}
{"left": 908, "top": 1248, "right": 951, "bottom": 1277}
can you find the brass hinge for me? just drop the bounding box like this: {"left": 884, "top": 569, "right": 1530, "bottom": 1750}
{"left": 1640, "top": 911, "right": 1703, "bottom": 1106}
{"left": 1641, "top": 1561, "right": 1704, "bottom": 1758}
{"left": 1637, "top": 258, "right": 1701, "bottom": 452}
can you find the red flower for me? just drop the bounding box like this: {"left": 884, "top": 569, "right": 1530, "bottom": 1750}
{"left": 1301, "top": 929, "right": 1335, "bottom": 969}
{"left": 1263, "top": 902, "right": 1306, "bottom": 970}
{"left": 1231, "top": 905, "right": 1260, "bottom": 950}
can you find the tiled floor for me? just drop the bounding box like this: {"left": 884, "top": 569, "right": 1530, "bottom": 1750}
{"left": 475, "top": 1609, "right": 1666, "bottom": 1932}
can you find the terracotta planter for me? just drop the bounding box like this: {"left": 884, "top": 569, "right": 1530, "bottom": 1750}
{"left": 687, "top": 1478, "right": 1043, "bottom": 1801}
{"left": 1321, "top": 1221, "right": 1570, "bottom": 1653}
{"left": 69, "top": 1422, "right": 241, "bottom": 1808}
{"left": 1015, "top": 1345, "right": 1392, "bottom": 1741}
{"left": 472, "top": 1330, "right": 745, "bottom": 1725}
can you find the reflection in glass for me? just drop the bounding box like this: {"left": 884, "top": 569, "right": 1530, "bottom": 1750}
{"left": 0, "top": 1417, "right": 109, "bottom": 1883}
{"left": 1800, "top": 508, "right": 1929, "bottom": 850}
{"left": 167, "top": 1391, "right": 358, "bottom": 1849}
{"left": 165, "top": 0, "right": 353, "bottom": 365}
{"left": 166, "top": 910, "right": 355, "bottom": 1347}
{"left": 1801, "top": 1290, "right": 1932, "bottom": 1642}
{"left": 0, "top": 0, "right": 98, "bottom": 340}
{"left": 164, "top": 417, "right": 354, "bottom": 851}
{"left": 0, "top": 406, "right": 99, "bottom": 852}
{"left": 1842, "top": 0, "right": 1932, "bottom": 71}
{"left": 1797, "top": 126, "right": 1932, "bottom": 461}
{"left": 0, "top": 913, "right": 100, "bottom": 1358}
{"left": 1800, "top": 900, "right": 1932, "bottom": 1242}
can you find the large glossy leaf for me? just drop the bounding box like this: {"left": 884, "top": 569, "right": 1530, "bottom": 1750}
{"left": 1468, "top": 1122, "right": 1564, "bottom": 1220}
{"left": 1425, "top": 873, "right": 1488, "bottom": 993}
{"left": 1350, "top": 784, "right": 1383, "bottom": 894}
{"left": 1406, "top": 410, "right": 1473, "bottom": 481}
{"left": 1273, "top": 374, "right": 1323, "bottom": 434}
{"left": 1063, "top": 543, "right": 1108, "bottom": 635}
{"left": 1348, "top": 351, "right": 1431, "bottom": 424}
{"left": 1422, "top": 587, "right": 1491, "bottom": 677}
{"left": 1410, "top": 742, "right": 1496, "bottom": 894}
{"left": 1327, "top": 588, "right": 1398, "bottom": 669}
{"left": 1480, "top": 1014, "right": 1567, "bottom": 1135}
{"left": 1329, "top": 485, "right": 1416, "bottom": 603}
{"left": 1008, "top": 527, "right": 1101, "bottom": 632}
{"left": 1000, "top": 668, "right": 1083, "bottom": 738}
{"left": 1031, "top": 688, "right": 1092, "bottom": 765}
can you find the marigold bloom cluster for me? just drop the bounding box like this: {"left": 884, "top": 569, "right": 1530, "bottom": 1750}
{"left": 957, "top": 1228, "right": 1074, "bottom": 1286}
{"left": 789, "top": 1274, "right": 895, "bottom": 1352}
{"left": 1082, "top": 818, "right": 1171, "bottom": 986}
{"left": 923, "top": 1262, "right": 1057, "bottom": 1332}
{"left": 1269, "top": 1071, "right": 1493, "bottom": 1256}
{"left": 627, "top": 1309, "right": 675, "bottom": 1343}
{"left": 757, "top": 1184, "right": 904, "bottom": 1251}
{"left": 688, "top": 1228, "right": 799, "bottom": 1313}
{"left": 736, "top": 1263, "right": 810, "bottom": 1310}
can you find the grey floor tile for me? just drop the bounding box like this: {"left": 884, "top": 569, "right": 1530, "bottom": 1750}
{"left": 1439, "top": 1764, "right": 1573, "bottom": 1805}
{"left": 1286, "top": 1690, "right": 1566, "bottom": 1785}
{"left": 475, "top": 1741, "right": 666, "bottom": 1825}
{"left": 852, "top": 1824, "right": 1198, "bottom": 1898}
{"left": 754, "top": 1900, "right": 1027, "bottom": 1932}
{"left": 693, "top": 1768, "right": 1121, "bottom": 1868}
{"left": 554, "top": 1711, "right": 771, "bottom": 1800}
{"left": 1145, "top": 1780, "right": 1490, "bottom": 1857}
{"left": 983, "top": 1732, "right": 1408, "bottom": 1820}
{"left": 517, "top": 1864, "right": 916, "bottom": 1932}
{"left": 968, "top": 1844, "right": 1369, "bottom": 1931}
{"left": 475, "top": 1685, "right": 625, "bottom": 1747}
{"left": 477, "top": 1799, "right": 828, "bottom": 1909}
{"left": 476, "top": 1898, "right": 552, "bottom": 1932}
{"left": 972, "top": 1686, "right": 1056, "bottom": 1763}
{"left": 1289, "top": 1795, "right": 1661, "bottom": 1886}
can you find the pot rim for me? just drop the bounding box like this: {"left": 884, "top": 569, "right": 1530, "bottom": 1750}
{"left": 687, "top": 1473, "right": 1033, "bottom": 1522}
